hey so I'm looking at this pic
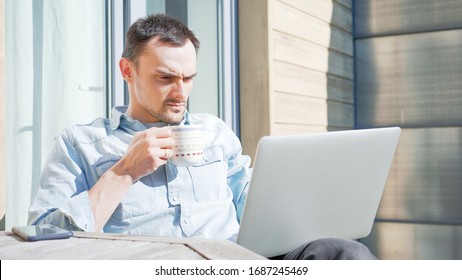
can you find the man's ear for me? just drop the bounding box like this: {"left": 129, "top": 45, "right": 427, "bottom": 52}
{"left": 119, "top": 58, "right": 133, "bottom": 82}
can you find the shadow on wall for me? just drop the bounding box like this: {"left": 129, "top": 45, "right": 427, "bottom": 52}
{"left": 326, "top": 1, "right": 354, "bottom": 132}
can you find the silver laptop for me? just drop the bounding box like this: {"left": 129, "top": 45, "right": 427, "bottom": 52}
{"left": 236, "top": 127, "right": 401, "bottom": 257}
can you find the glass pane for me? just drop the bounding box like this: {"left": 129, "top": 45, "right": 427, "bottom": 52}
{"left": 141, "top": 0, "right": 219, "bottom": 116}
{"left": 187, "top": 0, "right": 219, "bottom": 116}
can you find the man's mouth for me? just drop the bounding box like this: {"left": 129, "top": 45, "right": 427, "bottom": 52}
{"left": 165, "top": 100, "right": 186, "bottom": 110}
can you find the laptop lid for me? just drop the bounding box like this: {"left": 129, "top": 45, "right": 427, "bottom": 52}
{"left": 236, "top": 127, "right": 401, "bottom": 257}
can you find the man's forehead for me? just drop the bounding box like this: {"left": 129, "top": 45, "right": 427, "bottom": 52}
{"left": 143, "top": 37, "right": 196, "bottom": 54}
{"left": 136, "top": 39, "right": 197, "bottom": 75}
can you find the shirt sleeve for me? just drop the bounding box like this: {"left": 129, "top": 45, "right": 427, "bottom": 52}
{"left": 28, "top": 128, "right": 96, "bottom": 232}
{"left": 223, "top": 125, "right": 252, "bottom": 223}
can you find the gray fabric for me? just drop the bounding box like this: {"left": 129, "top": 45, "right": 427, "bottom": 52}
{"left": 282, "top": 238, "right": 377, "bottom": 260}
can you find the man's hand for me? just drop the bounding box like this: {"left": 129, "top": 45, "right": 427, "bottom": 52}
{"left": 111, "top": 126, "right": 174, "bottom": 183}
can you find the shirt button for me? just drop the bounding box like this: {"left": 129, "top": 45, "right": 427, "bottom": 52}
{"left": 172, "top": 197, "right": 178, "bottom": 202}
{"left": 183, "top": 219, "right": 189, "bottom": 224}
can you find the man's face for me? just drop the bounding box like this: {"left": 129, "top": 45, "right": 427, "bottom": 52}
{"left": 122, "top": 38, "right": 197, "bottom": 124}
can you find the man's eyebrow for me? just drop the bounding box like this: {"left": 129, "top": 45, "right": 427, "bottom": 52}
{"left": 154, "top": 69, "right": 179, "bottom": 77}
{"left": 184, "top": 73, "right": 198, "bottom": 79}
{"left": 155, "top": 70, "right": 197, "bottom": 79}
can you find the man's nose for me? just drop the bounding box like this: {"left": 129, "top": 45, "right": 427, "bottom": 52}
{"left": 172, "top": 79, "right": 188, "bottom": 99}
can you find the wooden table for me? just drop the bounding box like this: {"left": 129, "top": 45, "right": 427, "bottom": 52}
{"left": 0, "top": 231, "right": 266, "bottom": 260}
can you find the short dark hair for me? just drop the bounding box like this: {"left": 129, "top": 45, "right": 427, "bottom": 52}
{"left": 122, "top": 14, "right": 200, "bottom": 63}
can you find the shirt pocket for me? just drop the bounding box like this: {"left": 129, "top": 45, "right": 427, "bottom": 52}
{"left": 187, "top": 147, "right": 231, "bottom": 202}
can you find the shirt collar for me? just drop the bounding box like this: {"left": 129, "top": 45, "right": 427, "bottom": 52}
{"left": 109, "top": 105, "right": 190, "bottom": 130}
{"left": 110, "top": 106, "right": 127, "bottom": 130}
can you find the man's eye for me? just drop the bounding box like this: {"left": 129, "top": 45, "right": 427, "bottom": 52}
{"left": 159, "top": 76, "right": 172, "bottom": 81}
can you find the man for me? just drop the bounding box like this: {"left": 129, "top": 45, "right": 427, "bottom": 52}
{"left": 28, "top": 14, "right": 375, "bottom": 260}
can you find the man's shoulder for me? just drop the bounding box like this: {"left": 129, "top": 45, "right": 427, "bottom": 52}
{"left": 188, "top": 113, "right": 227, "bottom": 128}
{"left": 59, "top": 117, "right": 113, "bottom": 144}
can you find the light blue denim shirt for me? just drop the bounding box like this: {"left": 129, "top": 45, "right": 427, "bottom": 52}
{"left": 28, "top": 106, "right": 251, "bottom": 241}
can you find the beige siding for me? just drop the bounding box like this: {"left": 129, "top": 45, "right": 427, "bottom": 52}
{"left": 274, "top": 0, "right": 353, "bottom": 55}
{"left": 273, "top": 60, "right": 353, "bottom": 103}
{"left": 239, "top": 0, "right": 353, "bottom": 158}
{"left": 273, "top": 31, "right": 353, "bottom": 79}
{"left": 279, "top": 0, "right": 352, "bottom": 32}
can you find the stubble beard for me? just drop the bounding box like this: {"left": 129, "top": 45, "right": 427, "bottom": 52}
{"left": 147, "top": 105, "right": 186, "bottom": 124}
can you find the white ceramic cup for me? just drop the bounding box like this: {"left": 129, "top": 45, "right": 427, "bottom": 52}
{"left": 169, "top": 125, "right": 204, "bottom": 166}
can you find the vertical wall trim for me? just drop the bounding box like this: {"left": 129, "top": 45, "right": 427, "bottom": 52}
{"left": 218, "top": 0, "right": 241, "bottom": 136}
{"left": 0, "top": 0, "right": 5, "bottom": 229}
{"left": 31, "top": 0, "right": 43, "bottom": 198}
{"left": 105, "top": 0, "right": 114, "bottom": 118}
{"left": 238, "top": 0, "right": 272, "bottom": 159}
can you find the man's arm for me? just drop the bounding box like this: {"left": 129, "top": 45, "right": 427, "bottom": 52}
{"left": 223, "top": 125, "right": 252, "bottom": 222}
{"left": 29, "top": 128, "right": 97, "bottom": 231}
{"left": 29, "top": 126, "right": 174, "bottom": 232}
{"left": 88, "top": 127, "right": 174, "bottom": 231}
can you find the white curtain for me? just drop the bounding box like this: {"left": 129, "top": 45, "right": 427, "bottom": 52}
{"left": 5, "top": 0, "right": 106, "bottom": 230}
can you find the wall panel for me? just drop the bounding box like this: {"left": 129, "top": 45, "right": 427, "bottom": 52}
{"left": 356, "top": 30, "right": 462, "bottom": 128}
{"left": 274, "top": 0, "right": 353, "bottom": 56}
{"left": 273, "top": 60, "right": 353, "bottom": 103}
{"left": 360, "top": 222, "right": 462, "bottom": 260}
{"left": 239, "top": 0, "right": 354, "bottom": 157}
{"left": 271, "top": 0, "right": 354, "bottom": 136}
{"left": 354, "top": 0, "right": 462, "bottom": 259}
{"left": 378, "top": 127, "right": 462, "bottom": 221}
{"left": 355, "top": 0, "right": 462, "bottom": 38}
{"left": 274, "top": 31, "right": 353, "bottom": 80}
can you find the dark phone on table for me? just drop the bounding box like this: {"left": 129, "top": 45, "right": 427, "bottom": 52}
{"left": 12, "top": 224, "right": 73, "bottom": 241}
